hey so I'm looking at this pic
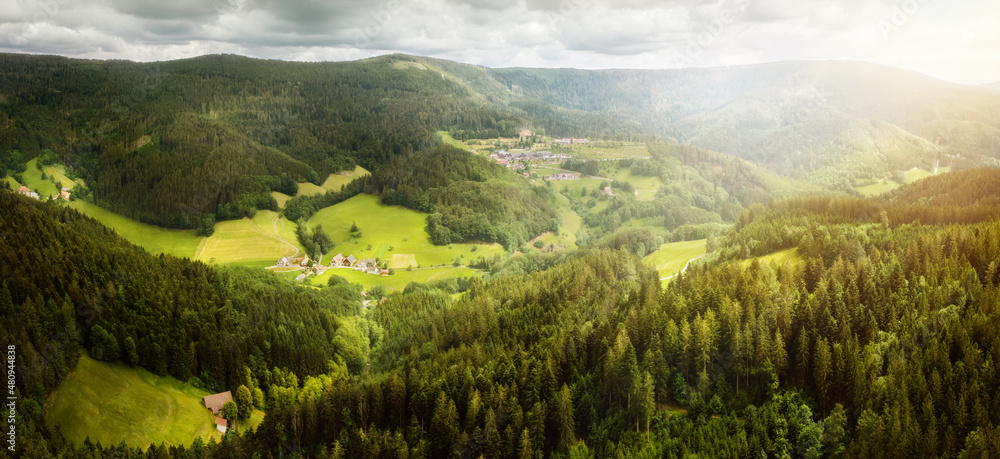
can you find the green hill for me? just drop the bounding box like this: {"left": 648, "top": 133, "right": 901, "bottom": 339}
{"left": 47, "top": 354, "right": 222, "bottom": 448}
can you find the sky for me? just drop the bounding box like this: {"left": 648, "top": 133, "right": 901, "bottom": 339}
{"left": 0, "top": 0, "right": 998, "bottom": 85}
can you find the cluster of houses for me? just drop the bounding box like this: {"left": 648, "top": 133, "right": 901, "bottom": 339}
{"left": 16, "top": 185, "right": 70, "bottom": 201}
{"left": 545, "top": 173, "right": 579, "bottom": 181}
{"left": 277, "top": 252, "right": 388, "bottom": 277}
{"left": 489, "top": 150, "right": 571, "bottom": 170}
{"left": 202, "top": 391, "right": 232, "bottom": 434}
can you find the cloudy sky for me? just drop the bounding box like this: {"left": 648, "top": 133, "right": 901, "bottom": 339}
{"left": 1, "top": 0, "right": 998, "bottom": 85}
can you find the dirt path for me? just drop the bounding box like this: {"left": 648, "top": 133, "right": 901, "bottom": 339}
{"left": 660, "top": 255, "right": 706, "bottom": 281}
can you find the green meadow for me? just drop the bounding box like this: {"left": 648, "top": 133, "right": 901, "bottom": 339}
{"left": 436, "top": 130, "right": 472, "bottom": 150}
{"left": 195, "top": 210, "right": 303, "bottom": 265}
{"left": 608, "top": 167, "right": 661, "bottom": 201}
{"left": 643, "top": 239, "right": 707, "bottom": 279}
{"left": 905, "top": 168, "right": 934, "bottom": 183}
{"left": 295, "top": 182, "right": 327, "bottom": 197}
{"left": 308, "top": 193, "right": 505, "bottom": 268}
{"left": 69, "top": 201, "right": 202, "bottom": 259}
{"left": 554, "top": 141, "right": 650, "bottom": 160}
{"left": 321, "top": 165, "right": 370, "bottom": 192}
{"left": 856, "top": 179, "right": 901, "bottom": 197}
{"left": 46, "top": 354, "right": 222, "bottom": 449}
{"left": 312, "top": 266, "right": 483, "bottom": 293}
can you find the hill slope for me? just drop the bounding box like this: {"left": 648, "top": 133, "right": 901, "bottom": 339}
{"left": 490, "top": 61, "right": 1000, "bottom": 187}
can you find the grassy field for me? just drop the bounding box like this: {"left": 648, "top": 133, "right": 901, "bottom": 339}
{"left": 46, "top": 354, "right": 222, "bottom": 449}
{"left": 312, "top": 266, "right": 483, "bottom": 292}
{"left": 856, "top": 180, "right": 901, "bottom": 197}
{"left": 271, "top": 191, "right": 292, "bottom": 209}
{"left": 19, "top": 158, "right": 75, "bottom": 198}
{"left": 855, "top": 168, "right": 937, "bottom": 196}
{"left": 195, "top": 210, "right": 303, "bottom": 265}
{"left": 308, "top": 194, "right": 505, "bottom": 268}
{"left": 295, "top": 182, "right": 327, "bottom": 197}
{"left": 555, "top": 141, "right": 650, "bottom": 160}
{"left": 68, "top": 201, "right": 202, "bottom": 259}
{"left": 643, "top": 239, "right": 707, "bottom": 279}
{"left": 607, "top": 167, "right": 661, "bottom": 201}
{"left": 905, "top": 168, "right": 934, "bottom": 183}
{"left": 321, "top": 165, "right": 370, "bottom": 192}
{"left": 436, "top": 131, "right": 472, "bottom": 150}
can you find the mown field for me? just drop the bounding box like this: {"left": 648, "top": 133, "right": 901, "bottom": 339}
{"left": 46, "top": 354, "right": 221, "bottom": 449}
{"left": 321, "top": 165, "right": 370, "bottom": 192}
{"left": 195, "top": 210, "right": 302, "bottom": 265}
{"left": 555, "top": 141, "right": 650, "bottom": 160}
{"left": 69, "top": 201, "right": 203, "bottom": 259}
{"left": 643, "top": 239, "right": 708, "bottom": 279}
{"left": 308, "top": 193, "right": 505, "bottom": 268}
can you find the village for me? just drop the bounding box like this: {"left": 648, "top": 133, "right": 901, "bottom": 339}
{"left": 277, "top": 252, "right": 389, "bottom": 279}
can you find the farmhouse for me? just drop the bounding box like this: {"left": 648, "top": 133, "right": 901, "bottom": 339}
{"left": 602, "top": 186, "right": 615, "bottom": 197}
{"left": 60, "top": 187, "right": 71, "bottom": 201}
{"left": 276, "top": 257, "right": 291, "bottom": 267}
{"left": 203, "top": 391, "right": 233, "bottom": 416}
{"left": 16, "top": 186, "right": 40, "bottom": 200}
{"left": 331, "top": 253, "right": 345, "bottom": 266}
{"left": 298, "top": 255, "right": 310, "bottom": 267}
{"left": 215, "top": 417, "right": 228, "bottom": 434}
{"left": 346, "top": 255, "right": 357, "bottom": 267}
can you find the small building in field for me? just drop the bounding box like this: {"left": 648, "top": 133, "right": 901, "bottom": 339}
{"left": 346, "top": 255, "right": 357, "bottom": 267}
{"left": 380, "top": 269, "right": 389, "bottom": 276}
{"left": 17, "top": 186, "right": 30, "bottom": 195}
{"left": 299, "top": 255, "right": 310, "bottom": 267}
{"left": 602, "top": 186, "right": 615, "bottom": 197}
{"left": 215, "top": 417, "right": 228, "bottom": 434}
{"left": 203, "top": 391, "right": 233, "bottom": 416}
{"left": 60, "top": 187, "right": 71, "bottom": 201}
{"left": 277, "top": 257, "right": 291, "bottom": 267}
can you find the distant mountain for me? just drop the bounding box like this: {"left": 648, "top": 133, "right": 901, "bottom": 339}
{"left": 488, "top": 61, "right": 1000, "bottom": 190}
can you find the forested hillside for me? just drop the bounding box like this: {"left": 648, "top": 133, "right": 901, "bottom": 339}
{"left": 0, "top": 189, "right": 373, "bottom": 456}
{"left": 0, "top": 53, "right": 575, "bottom": 230}
{"left": 283, "top": 144, "right": 559, "bottom": 249}
{"left": 578, "top": 141, "right": 825, "bottom": 243}
{"left": 7, "top": 167, "right": 1000, "bottom": 458}
{"left": 491, "top": 61, "right": 1000, "bottom": 189}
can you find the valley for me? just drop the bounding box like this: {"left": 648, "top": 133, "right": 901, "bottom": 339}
{"left": 3, "top": 52, "right": 1000, "bottom": 458}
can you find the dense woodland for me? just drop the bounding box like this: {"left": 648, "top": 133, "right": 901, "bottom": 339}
{"left": 285, "top": 145, "right": 558, "bottom": 249}
{"left": 4, "top": 168, "right": 1000, "bottom": 458}
{"left": 0, "top": 53, "right": 596, "bottom": 230}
